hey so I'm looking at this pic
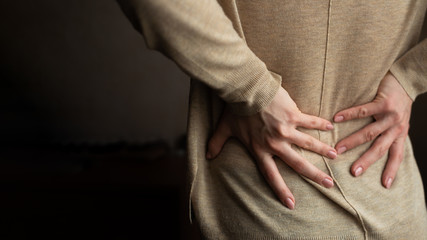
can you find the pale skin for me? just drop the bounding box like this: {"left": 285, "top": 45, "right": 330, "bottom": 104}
{"left": 206, "top": 72, "right": 413, "bottom": 209}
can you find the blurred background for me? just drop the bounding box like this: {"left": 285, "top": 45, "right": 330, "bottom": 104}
{"left": 0, "top": 1, "right": 425, "bottom": 239}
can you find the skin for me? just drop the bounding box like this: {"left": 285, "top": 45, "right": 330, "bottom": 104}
{"left": 206, "top": 71, "right": 412, "bottom": 209}
{"left": 206, "top": 85, "right": 337, "bottom": 210}
{"left": 334, "top": 72, "right": 412, "bottom": 189}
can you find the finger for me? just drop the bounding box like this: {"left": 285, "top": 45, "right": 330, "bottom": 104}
{"left": 273, "top": 145, "right": 334, "bottom": 188}
{"left": 255, "top": 151, "right": 295, "bottom": 209}
{"left": 382, "top": 136, "right": 405, "bottom": 189}
{"left": 351, "top": 127, "right": 399, "bottom": 177}
{"left": 297, "top": 113, "right": 334, "bottom": 131}
{"left": 335, "top": 117, "right": 394, "bottom": 154}
{"left": 334, "top": 101, "right": 381, "bottom": 123}
{"left": 206, "top": 120, "right": 232, "bottom": 159}
{"left": 291, "top": 130, "right": 337, "bottom": 159}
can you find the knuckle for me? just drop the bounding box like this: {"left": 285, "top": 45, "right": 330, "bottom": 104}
{"left": 358, "top": 107, "right": 369, "bottom": 118}
{"left": 292, "top": 160, "right": 306, "bottom": 174}
{"left": 396, "top": 123, "right": 406, "bottom": 133}
{"left": 390, "top": 112, "right": 401, "bottom": 122}
{"left": 383, "top": 100, "right": 394, "bottom": 112}
{"left": 345, "top": 111, "right": 354, "bottom": 119}
{"left": 267, "top": 139, "right": 285, "bottom": 156}
{"left": 265, "top": 137, "right": 276, "bottom": 149}
{"left": 264, "top": 136, "right": 273, "bottom": 146}
{"left": 269, "top": 142, "right": 281, "bottom": 153}
{"left": 277, "top": 126, "right": 291, "bottom": 139}
{"left": 287, "top": 114, "right": 299, "bottom": 124}
{"left": 309, "top": 119, "right": 318, "bottom": 127}
{"left": 365, "top": 130, "right": 377, "bottom": 142}
{"left": 264, "top": 169, "right": 276, "bottom": 183}
{"left": 301, "top": 138, "right": 314, "bottom": 150}
{"left": 377, "top": 145, "right": 388, "bottom": 157}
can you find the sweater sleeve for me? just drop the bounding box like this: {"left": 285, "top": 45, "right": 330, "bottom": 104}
{"left": 116, "top": 0, "right": 282, "bottom": 115}
{"left": 389, "top": 38, "right": 427, "bottom": 101}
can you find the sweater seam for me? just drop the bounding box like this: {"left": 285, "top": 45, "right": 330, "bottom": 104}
{"left": 317, "top": 1, "right": 369, "bottom": 239}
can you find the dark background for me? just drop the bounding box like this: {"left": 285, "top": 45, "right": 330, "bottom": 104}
{"left": 0, "top": 1, "right": 426, "bottom": 239}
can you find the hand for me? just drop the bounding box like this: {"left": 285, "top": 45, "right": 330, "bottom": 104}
{"left": 333, "top": 72, "right": 413, "bottom": 189}
{"left": 206, "top": 87, "right": 337, "bottom": 209}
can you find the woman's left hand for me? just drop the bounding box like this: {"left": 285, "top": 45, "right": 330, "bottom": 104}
{"left": 333, "top": 72, "right": 413, "bottom": 189}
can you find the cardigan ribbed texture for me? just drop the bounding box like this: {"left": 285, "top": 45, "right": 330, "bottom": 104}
{"left": 117, "top": 0, "right": 427, "bottom": 239}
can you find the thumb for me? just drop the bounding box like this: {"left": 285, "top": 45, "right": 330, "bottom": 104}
{"left": 206, "top": 120, "right": 232, "bottom": 160}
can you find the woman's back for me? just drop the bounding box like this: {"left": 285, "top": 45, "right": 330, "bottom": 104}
{"left": 189, "top": 1, "right": 427, "bottom": 239}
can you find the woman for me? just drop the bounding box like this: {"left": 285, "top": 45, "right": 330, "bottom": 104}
{"left": 117, "top": 0, "right": 427, "bottom": 239}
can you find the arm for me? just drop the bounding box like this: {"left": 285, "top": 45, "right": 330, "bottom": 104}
{"left": 390, "top": 39, "right": 427, "bottom": 101}
{"left": 333, "top": 38, "right": 426, "bottom": 188}
{"left": 207, "top": 87, "right": 337, "bottom": 209}
{"left": 116, "top": 0, "right": 280, "bottom": 115}
{"left": 117, "top": 0, "right": 336, "bottom": 209}
{"left": 334, "top": 73, "right": 412, "bottom": 188}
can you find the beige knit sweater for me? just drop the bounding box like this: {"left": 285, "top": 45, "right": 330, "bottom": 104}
{"left": 117, "top": 0, "right": 427, "bottom": 239}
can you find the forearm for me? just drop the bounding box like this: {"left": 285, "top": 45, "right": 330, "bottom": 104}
{"left": 116, "top": 0, "right": 281, "bottom": 115}
{"left": 390, "top": 38, "right": 427, "bottom": 101}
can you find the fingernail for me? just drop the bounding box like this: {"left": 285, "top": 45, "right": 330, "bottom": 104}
{"left": 354, "top": 167, "right": 363, "bottom": 177}
{"left": 285, "top": 198, "right": 295, "bottom": 210}
{"left": 206, "top": 152, "right": 212, "bottom": 159}
{"left": 322, "top": 177, "right": 334, "bottom": 188}
{"left": 337, "top": 146, "right": 347, "bottom": 154}
{"left": 326, "top": 123, "right": 334, "bottom": 130}
{"left": 327, "top": 150, "right": 337, "bottom": 159}
{"left": 385, "top": 177, "right": 393, "bottom": 189}
{"left": 334, "top": 115, "right": 344, "bottom": 122}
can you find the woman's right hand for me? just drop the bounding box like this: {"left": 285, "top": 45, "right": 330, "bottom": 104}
{"left": 206, "top": 87, "right": 337, "bottom": 209}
